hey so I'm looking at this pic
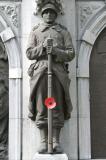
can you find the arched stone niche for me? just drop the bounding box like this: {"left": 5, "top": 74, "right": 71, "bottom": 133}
{"left": 77, "top": 9, "right": 106, "bottom": 159}
{"left": 0, "top": 13, "right": 22, "bottom": 160}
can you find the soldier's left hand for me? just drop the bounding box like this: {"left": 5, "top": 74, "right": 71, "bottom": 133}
{"left": 52, "top": 46, "right": 59, "bottom": 55}
{"left": 43, "top": 39, "right": 48, "bottom": 48}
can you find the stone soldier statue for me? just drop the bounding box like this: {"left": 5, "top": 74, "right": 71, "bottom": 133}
{"left": 0, "top": 40, "right": 9, "bottom": 160}
{"left": 26, "top": 0, "right": 75, "bottom": 153}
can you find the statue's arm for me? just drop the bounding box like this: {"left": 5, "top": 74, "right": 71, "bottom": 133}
{"left": 26, "top": 30, "right": 44, "bottom": 60}
{"left": 53, "top": 31, "right": 75, "bottom": 62}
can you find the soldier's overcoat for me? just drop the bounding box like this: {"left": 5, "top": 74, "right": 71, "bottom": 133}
{"left": 26, "top": 22, "right": 75, "bottom": 121}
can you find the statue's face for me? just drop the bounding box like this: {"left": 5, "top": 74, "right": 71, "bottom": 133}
{"left": 42, "top": 9, "right": 57, "bottom": 24}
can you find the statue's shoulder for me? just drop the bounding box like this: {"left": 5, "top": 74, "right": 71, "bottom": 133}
{"left": 56, "top": 23, "right": 67, "bottom": 31}
{"left": 32, "top": 23, "right": 40, "bottom": 31}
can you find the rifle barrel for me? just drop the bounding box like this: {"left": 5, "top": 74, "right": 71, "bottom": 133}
{"left": 47, "top": 39, "right": 53, "bottom": 153}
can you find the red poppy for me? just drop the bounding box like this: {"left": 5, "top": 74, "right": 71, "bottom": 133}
{"left": 44, "top": 97, "right": 56, "bottom": 109}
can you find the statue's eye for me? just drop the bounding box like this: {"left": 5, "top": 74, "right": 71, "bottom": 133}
{"left": 44, "top": 9, "right": 55, "bottom": 15}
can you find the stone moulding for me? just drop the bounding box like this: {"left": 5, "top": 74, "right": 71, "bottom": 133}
{"left": 0, "top": 5, "right": 19, "bottom": 28}
{"left": 78, "top": 10, "right": 106, "bottom": 77}
{"left": 0, "top": 14, "right": 22, "bottom": 160}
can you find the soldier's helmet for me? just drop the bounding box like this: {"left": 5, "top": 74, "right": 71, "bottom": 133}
{"left": 41, "top": 3, "right": 58, "bottom": 16}
{"left": 35, "top": 0, "right": 63, "bottom": 16}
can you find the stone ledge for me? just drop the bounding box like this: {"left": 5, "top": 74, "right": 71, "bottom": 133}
{"left": 0, "top": 27, "right": 15, "bottom": 42}
{"left": 33, "top": 153, "right": 68, "bottom": 160}
{"left": 9, "top": 68, "right": 22, "bottom": 79}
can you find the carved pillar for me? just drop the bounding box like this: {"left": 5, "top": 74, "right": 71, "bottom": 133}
{"left": 0, "top": 27, "right": 22, "bottom": 160}
{"left": 0, "top": 3, "right": 22, "bottom": 160}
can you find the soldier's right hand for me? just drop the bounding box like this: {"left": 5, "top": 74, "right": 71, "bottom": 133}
{"left": 43, "top": 38, "right": 53, "bottom": 54}
{"left": 46, "top": 45, "right": 53, "bottom": 54}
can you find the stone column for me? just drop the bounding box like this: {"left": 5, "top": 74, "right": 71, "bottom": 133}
{"left": 0, "top": 27, "right": 22, "bottom": 160}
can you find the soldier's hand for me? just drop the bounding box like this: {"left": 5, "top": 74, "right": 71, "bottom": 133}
{"left": 43, "top": 38, "right": 53, "bottom": 47}
{"left": 46, "top": 45, "right": 53, "bottom": 54}
{"left": 43, "top": 38, "right": 53, "bottom": 54}
{"left": 43, "top": 39, "right": 48, "bottom": 48}
{"left": 52, "top": 46, "right": 59, "bottom": 55}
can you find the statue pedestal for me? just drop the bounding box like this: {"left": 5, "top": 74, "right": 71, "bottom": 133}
{"left": 33, "top": 153, "right": 68, "bottom": 160}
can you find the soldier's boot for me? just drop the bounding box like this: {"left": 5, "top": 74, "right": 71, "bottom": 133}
{"left": 38, "top": 128, "right": 48, "bottom": 153}
{"left": 53, "top": 128, "right": 63, "bottom": 153}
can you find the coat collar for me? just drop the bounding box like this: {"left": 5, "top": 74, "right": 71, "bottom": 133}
{"left": 39, "top": 23, "right": 62, "bottom": 32}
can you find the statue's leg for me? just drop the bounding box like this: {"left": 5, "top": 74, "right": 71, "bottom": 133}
{"left": 35, "top": 74, "right": 48, "bottom": 153}
{"left": 52, "top": 75, "right": 64, "bottom": 153}
{"left": 37, "top": 128, "right": 48, "bottom": 153}
{"left": 36, "top": 74, "right": 48, "bottom": 128}
{"left": 53, "top": 128, "right": 63, "bottom": 153}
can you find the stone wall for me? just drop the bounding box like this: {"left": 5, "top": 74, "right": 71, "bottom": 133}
{"left": 0, "top": 0, "right": 106, "bottom": 160}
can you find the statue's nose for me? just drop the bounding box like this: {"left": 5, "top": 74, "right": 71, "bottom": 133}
{"left": 47, "top": 12, "right": 51, "bottom": 16}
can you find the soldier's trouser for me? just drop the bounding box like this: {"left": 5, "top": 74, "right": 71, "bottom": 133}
{"left": 36, "top": 74, "right": 64, "bottom": 129}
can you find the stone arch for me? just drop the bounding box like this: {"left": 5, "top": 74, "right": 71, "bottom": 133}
{"left": 0, "top": 14, "right": 22, "bottom": 160}
{"left": 78, "top": 10, "right": 106, "bottom": 159}
{"left": 78, "top": 10, "right": 106, "bottom": 77}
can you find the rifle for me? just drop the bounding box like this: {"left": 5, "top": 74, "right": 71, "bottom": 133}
{"left": 47, "top": 37, "right": 53, "bottom": 153}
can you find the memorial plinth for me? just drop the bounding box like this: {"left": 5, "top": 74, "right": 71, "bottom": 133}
{"left": 33, "top": 153, "right": 68, "bottom": 160}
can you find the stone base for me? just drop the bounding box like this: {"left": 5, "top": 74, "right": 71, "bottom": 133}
{"left": 33, "top": 153, "right": 68, "bottom": 160}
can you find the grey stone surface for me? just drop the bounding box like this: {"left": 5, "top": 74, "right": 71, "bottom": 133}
{"left": 0, "top": 16, "right": 22, "bottom": 160}
{"left": 76, "top": 1, "right": 104, "bottom": 39}
{"left": 0, "top": 27, "right": 15, "bottom": 42}
{"left": 0, "top": 3, "right": 21, "bottom": 38}
{"left": 0, "top": 5, "right": 19, "bottom": 28}
{"left": 33, "top": 153, "right": 68, "bottom": 160}
{"left": 22, "top": 0, "right": 78, "bottom": 159}
{"left": 0, "top": 0, "right": 21, "bottom": 1}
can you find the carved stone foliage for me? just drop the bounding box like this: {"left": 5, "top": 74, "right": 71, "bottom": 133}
{"left": 78, "top": 2, "right": 104, "bottom": 30}
{"left": 0, "top": 5, "right": 19, "bottom": 28}
{"left": 80, "top": 5, "right": 100, "bottom": 28}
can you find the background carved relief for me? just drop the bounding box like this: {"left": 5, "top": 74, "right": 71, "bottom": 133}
{"left": 0, "top": 5, "right": 19, "bottom": 28}
{"left": 80, "top": 5, "right": 100, "bottom": 28}
{"left": 77, "top": 1, "right": 104, "bottom": 38}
